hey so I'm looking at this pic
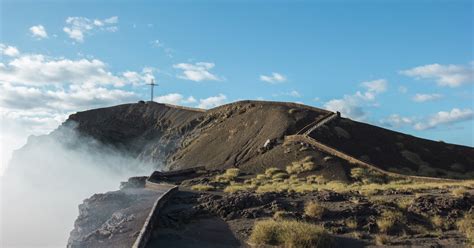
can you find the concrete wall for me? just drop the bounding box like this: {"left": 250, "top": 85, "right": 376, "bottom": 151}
{"left": 132, "top": 183, "right": 178, "bottom": 248}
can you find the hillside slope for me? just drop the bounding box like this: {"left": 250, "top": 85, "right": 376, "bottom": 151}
{"left": 8, "top": 100, "right": 474, "bottom": 179}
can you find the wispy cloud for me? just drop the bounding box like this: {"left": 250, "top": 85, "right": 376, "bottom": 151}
{"left": 260, "top": 72, "right": 286, "bottom": 84}
{"left": 412, "top": 93, "right": 443, "bottom": 102}
{"left": 380, "top": 108, "right": 474, "bottom": 131}
{"left": 63, "top": 16, "right": 118, "bottom": 42}
{"left": 414, "top": 108, "right": 474, "bottom": 130}
{"left": 154, "top": 93, "right": 196, "bottom": 105}
{"left": 400, "top": 62, "right": 474, "bottom": 87}
{"left": 324, "top": 79, "right": 387, "bottom": 120}
{"left": 29, "top": 25, "right": 48, "bottom": 39}
{"left": 0, "top": 43, "right": 20, "bottom": 57}
{"left": 0, "top": 53, "right": 153, "bottom": 87}
{"left": 173, "top": 62, "right": 222, "bottom": 82}
{"left": 197, "top": 94, "right": 227, "bottom": 109}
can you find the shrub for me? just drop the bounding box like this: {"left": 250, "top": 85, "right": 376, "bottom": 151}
{"left": 395, "top": 197, "right": 414, "bottom": 210}
{"left": 286, "top": 156, "right": 318, "bottom": 174}
{"left": 452, "top": 187, "right": 468, "bottom": 197}
{"left": 304, "top": 201, "right": 326, "bottom": 219}
{"left": 256, "top": 174, "right": 267, "bottom": 180}
{"left": 375, "top": 234, "right": 390, "bottom": 245}
{"left": 272, "top": 172, "right": 289, "bottom": 180}
{"left": 431, "top": 215, "right": 444, "bottom": 230}
{"left": 224, "top": 184, "right": 255, "bottom": 193}
{"left": 457, "top": 213, "right": 474, "bottom": 244}
{"left": 225, "top": 168, "right": 240, "bottom": 179}
{"left": 346, "top": 218, "right": 358, "bottom": 230}
{"left": 265, "top": 167, "right": 282, "bottom": 177}
{"left": 307, "top": 175, "right": 327, "bottom": 184}
{"left": 350, "top": 167, "right": 385, "bottom": 184}
{"left": 214, "top": 168, "right": 241, "bottom": 183}
{"left": 249, "top": 219, "right": 333, "bottom": 248}
{"left": 376, "top": 210, "right": 405, "bottom": 234}
{"left": 191, "top": 184, "right": 215, "bottom": 191}
{"left": 273, "top": 211, "right": 290, "bottom": 220}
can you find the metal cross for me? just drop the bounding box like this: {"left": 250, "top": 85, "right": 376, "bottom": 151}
{"left": 147, "top": 79, "right": 158, "bottom": 102}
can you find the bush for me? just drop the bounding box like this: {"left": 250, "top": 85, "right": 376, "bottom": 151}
{"left": 265, "top": 167, "right": 282, "bottom": 177}
{"left": 431, "top": 215, "right": 444, "bottom": 230}
{"left": 224, "top": 184, "right": 255, "bottom": 193}
{"left": 307, "top": 175, "right": 327, "bottom": 184}
{"left": 273, "top": 211, "right": 290, "bottom": 220}
{"left": 375, "top": 234, "right": 390, "bottom": 245}
{"left": 457, "top": 213, "right": 474, "bottom": 244}
{"left": 346, "top": 218, "right": 358, "bottom": 229}
{"left": 191, "top": 184, "right": 215, "bottom": 191}
{"left": 286, "top": 157, "right": 318, "bottom": 174}
{"left": 376, "top": 210, "right": 405, "bottom": 234}
{"left": 452, "top": 187, "right": 468, "bottom": 197}
{"left": 225, "top": 168, "right": 240, "bottom": 178}
{"left": 214, "top": 168, "right": 241, "bottom": 183}
{"left": 304, "top": 201, "right": 326, "bottom": 219}
{"left": 249, "top": 219, "right": 333, "bottom": 248}
{"left": 272, "top": 172, "right": 289, "bottom": 180}
{"left": 350, "top": 167, "right": 385, "bottom": 184}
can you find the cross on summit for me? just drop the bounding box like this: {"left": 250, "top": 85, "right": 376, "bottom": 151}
{"left": 147, "top": 79, "right": 158, "bottom": 102}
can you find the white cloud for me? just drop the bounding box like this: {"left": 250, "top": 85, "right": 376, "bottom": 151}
{"left": 122, "top": 67, "right": 155, "bottom": 85}
{"left": 412, "top": 93, "right": 443, "bottom": 102}
{"left": 29, "top": 25, "right": 48, "bottom": 39}
{"left": 324, "top": 79, "right": 387, "bottom": 120}
{"left": 63, "top": 16, "right": 119, "bottom": 42}
{"left": 154, "top": 93, "right": 184, "bottom": 105}
{"left": 173, "top": 62, "right": 221, "bottom": 82}
{"left": 414, "top": 108, "right": 474, "bottom": 130}
{"left": 379, "top": 114, "right": 415, "bottom": 128}
{"left": 0, "top": 44, "right": 20, "bottom": 57}
{"left": 197, "top": 94, "right": 227, "bottom": 109}
{"left": 0, "top": 54, "right": 153, "bottom": 87}
{"left": 260, "top": 72, "right": 286, "bottom": 84}
{"left": 400, "top": 63, "right": 474, "bottom": 87}
{"left": 0, "top": 82, "right": 137, "bottom": 112}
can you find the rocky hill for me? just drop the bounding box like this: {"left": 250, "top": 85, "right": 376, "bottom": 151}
{"left": 11, "top": 100, "right": 471, "bottom": 179}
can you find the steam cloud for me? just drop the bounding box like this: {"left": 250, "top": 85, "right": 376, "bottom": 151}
{"left": 0, "top": 122, "right": 156, "bottom": 247}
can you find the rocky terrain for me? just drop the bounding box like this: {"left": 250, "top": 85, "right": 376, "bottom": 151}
{"left": 8, "top": 100, "right": 474, "bottom": 247}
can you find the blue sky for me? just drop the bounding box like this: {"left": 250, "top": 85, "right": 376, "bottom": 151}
{"left": 0, "top": 0, "right": 473, "bottom": 171}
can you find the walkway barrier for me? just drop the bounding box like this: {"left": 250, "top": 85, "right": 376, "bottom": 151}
{"left": 132, "top": 183, "right": 178, "bottom": 248}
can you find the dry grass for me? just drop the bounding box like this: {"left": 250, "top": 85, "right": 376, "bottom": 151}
{"left": 375, "top": 234, "right": 390, "bottom": 245}
{"left": 376, "top": 210, "right": 405, "bottom": 234}
{"left": 225, "top": 168, "right": 240, "bottom": 178}
{"left": 456, "top": 213, "right": 474, "bottom": 244}
{"left": 191, "top": 184, "right": 215, "bottom": 191}
{"left": 286, "top": 156, "right": 318, "bottom": 174}
{"left": 452, "top": 187, "right": 468, "bottom": 197}
{"left": 214, "top": 168, "right": 241, "bottom": 183}
{"left": 395, "top": 197, "right": 414, "bottom": 210}
{"left": 224, "top": 183, "right": 256, "bottom": 193}
{"left": 249, "top": 219, "right": 333, "bottom": 248}
{"left": 431, "top": 215, "right": 444, "bottom": 230}
{"left": 304, "top": 201, "right": 326, "bottom": 219}
{"left": 272, "top": 172, "right": 289, "bottom": 180}
{"left": 265, "top": 167, "right": 282, "bottom": 177}
{"left": 346, "top": 218, "right": 358, "bottom": 230}
{"left": 350, "top": 167, "right": 386, "bottom": 184}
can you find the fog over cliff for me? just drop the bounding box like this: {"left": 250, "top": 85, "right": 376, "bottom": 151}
{"left": 0, "top": 122, "right": 156, "bottom": 247}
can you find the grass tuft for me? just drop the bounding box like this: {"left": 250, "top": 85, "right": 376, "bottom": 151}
{"left": 249, "top": 219, "right": 333, "bottom": 248}
{"left": 191, "top": 184, "right": 215, "bottom": 191}
{"left": 304, "top": 201, "right": 326, "bottom": 219}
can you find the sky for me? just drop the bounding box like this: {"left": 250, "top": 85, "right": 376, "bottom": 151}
{"left": 0, "top": 0, "right": 473, "bottom": 173}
